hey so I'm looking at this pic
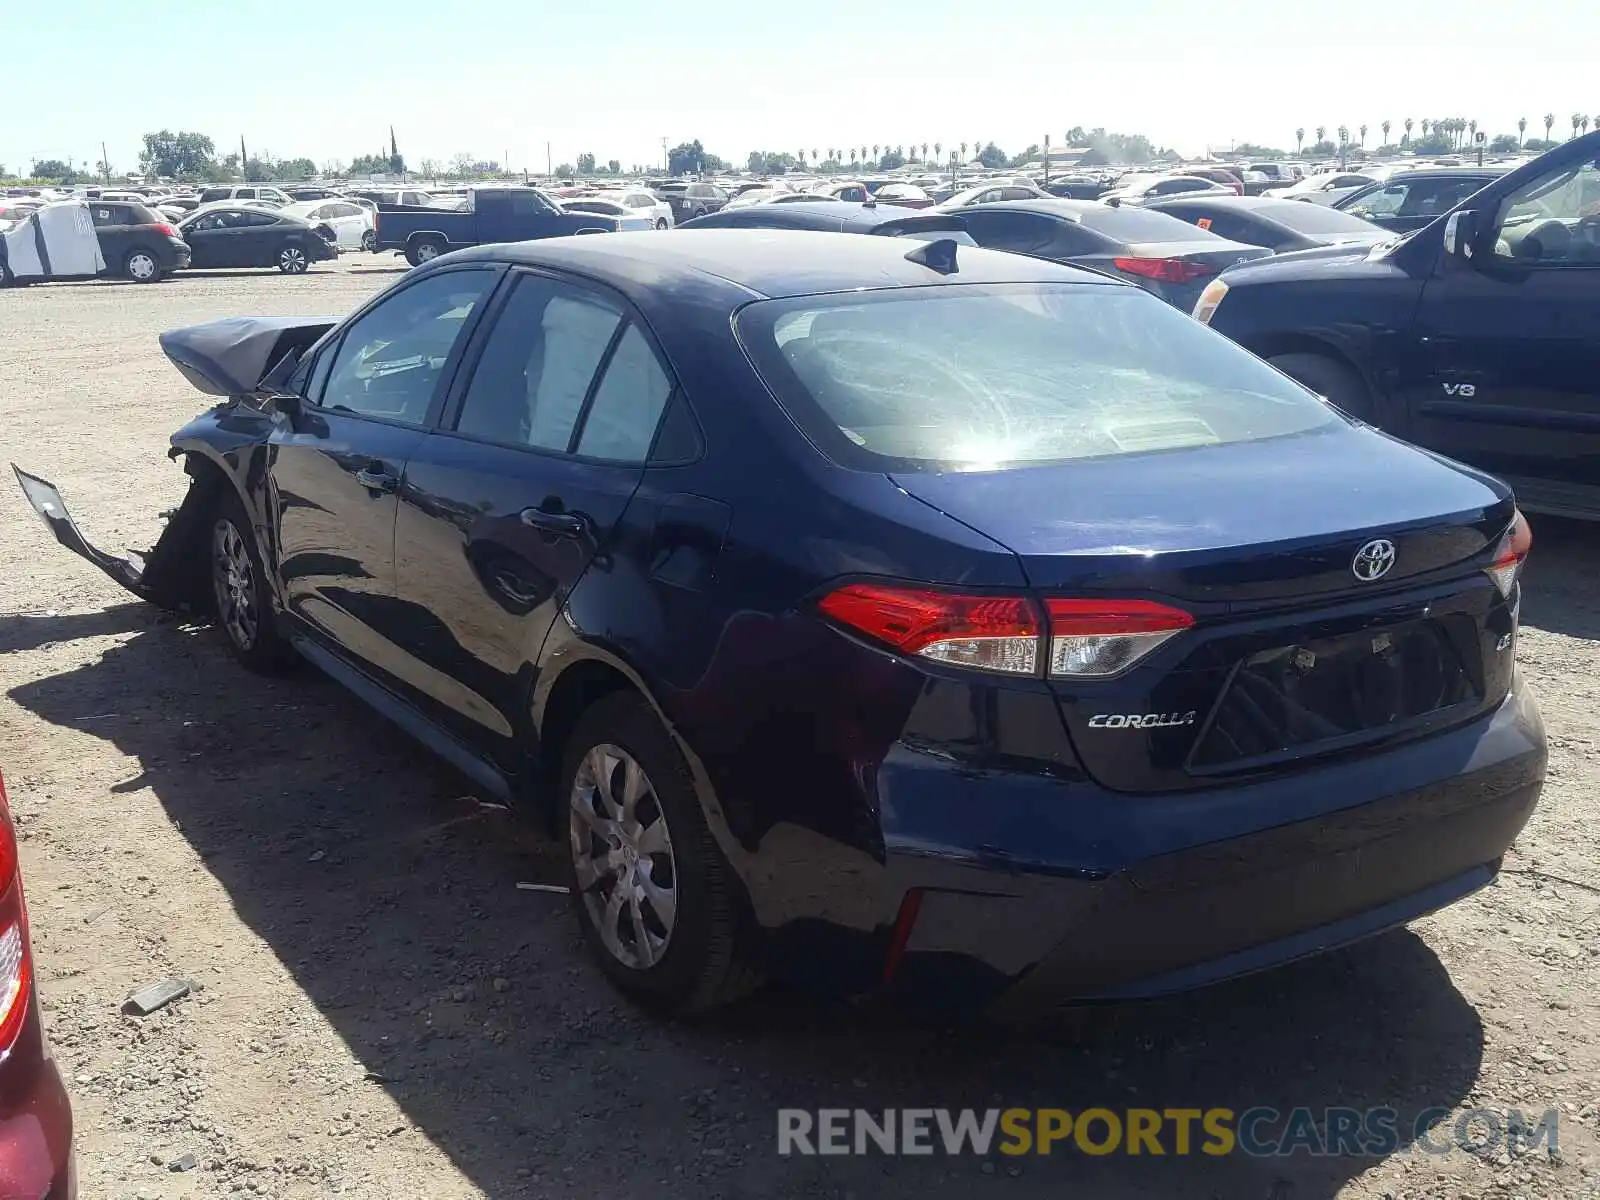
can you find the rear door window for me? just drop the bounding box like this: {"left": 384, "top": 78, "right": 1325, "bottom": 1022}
{"left": 454, "top": 276, "right": 624, "bottom": 451}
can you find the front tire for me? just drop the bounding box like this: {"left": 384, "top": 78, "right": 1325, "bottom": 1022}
{"left": 277, "top": 243, "right": 310, "bottom": 274}
{"left": 361, "top": 228, "right": 377, "bottom": 252}
{"left": 1267, "top": 352, "right": 1375, "bottom": 422}
{"left": 124, "top": 249, "right": 160, "bottom": 283}
{"left": 209, "top": 491, "right": 296, "bottom": 673}
{"left": 562, "top": 693, "right": 758, "bottom": 1013}
{"left": 655, "top": 218, "right": 668, "bottom": 230}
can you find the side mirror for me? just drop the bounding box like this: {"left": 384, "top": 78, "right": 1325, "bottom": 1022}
{"left": 1443, "top": 209, "right": 1480, "bottom": 260}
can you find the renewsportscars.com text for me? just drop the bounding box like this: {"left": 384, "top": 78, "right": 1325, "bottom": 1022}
{"left": 777, "top": 1107, "right": 1559, "bottom": 1158}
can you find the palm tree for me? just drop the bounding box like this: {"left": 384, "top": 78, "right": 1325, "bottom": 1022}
{"left": 1583, "top": 115, "right": 1593, "bottom": 135}
{"left": 825, "top": 146, "right": 834, "bottom": 165}
{"left": 921, "top": 142, "right": 929, "bottom": 162}
{"left": 1404, "top": 117, "right": 1413, "bottom": 144}
{"left": 1315, "top": 125, "right": 1326, "bottom": 147}
{"left": 1420, "top": 118, "right": 1431, "bottom": 140}
{"left": 1295, "top": 127, "right": 1304, "bottom": 154}
{"left": 1381, "top": 120, "right": 1390, "bottom": 146}
{"left": 871, "top": 144, "right": 880, "bottom": 164}
{"left": 811, "top": 149, "right": 818, "bottom": 165}
{"left": 1516, "top": 118, "right": 1526, "bottom": 146}
{"left": 933, "top": 141, "right": 942, "bottom": 162}
{"left": 896, "top": 145, "right": 905, "bottom": 160}
{"left": 1573, "top": 113, "right": 1584, "bottom": 139}
{"left": 1359, "top": 123, "right": 1367, "bottom": 148}
{"left": 959, "top": 141, "right": 968, "bottom": 161}
{"left": 1544, "top": 113, "right": 1555, "bottom": 141}
{"left": 1468, "top": 118, "right": 1477, "bottom": 144}
{"left": 860, "top": 145, "right": 867, "bottom": 163}
{"left": 849, "top": 149, "right": 857, "bottom": 166}
{"left": 1337, "top": 124, "right": 1349, "bottom": 148}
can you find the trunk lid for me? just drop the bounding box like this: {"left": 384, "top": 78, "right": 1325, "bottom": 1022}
{"left": 891, "top": 426, "right": 1518, "bottom": 792}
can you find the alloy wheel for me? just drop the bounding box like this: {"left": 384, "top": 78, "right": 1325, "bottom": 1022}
{"left": 414, "top": 242, "right": 441, "bottom": 263}
{"left": 280, "top": 246, "right": 308, "bottom": 273}
{"left": 127, "top": 252, "right": 157, "bottom": 281}
{"left": 211, "top": 518, "right": 258, "bottom": 651}
{"left": 569, "top": 744, "right": 677, "bottom": 970}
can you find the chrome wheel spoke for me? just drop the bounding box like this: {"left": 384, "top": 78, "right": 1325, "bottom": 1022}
{"left": 635, "top": 816, "right": 670, "bottom": 858}
{"left": 638, "top": 866, "right": 676, "bottom": 930}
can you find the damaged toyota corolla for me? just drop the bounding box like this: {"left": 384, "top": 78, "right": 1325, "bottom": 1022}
{"left": 14, "top": 231, "right": 1547, "bottom": 1014}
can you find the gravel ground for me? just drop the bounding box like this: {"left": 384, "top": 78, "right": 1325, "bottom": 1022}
{"left": 1, "top": 260, "right": 1597, "bottom": 1200}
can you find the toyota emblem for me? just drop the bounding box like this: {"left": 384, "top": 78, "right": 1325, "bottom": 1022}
{"left": 1351, "top": 538, "right": 1397, "bottom": 582}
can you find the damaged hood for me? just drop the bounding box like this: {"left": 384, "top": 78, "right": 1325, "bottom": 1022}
{"left": 160, "top": 315, "right": 336, "bottom": 396}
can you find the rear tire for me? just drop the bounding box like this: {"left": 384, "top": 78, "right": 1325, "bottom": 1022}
{"left": 277, "top": 242, "right": 310, "bottom": 274}
{"left": 561, "top": 693, "right": 760, "bottom": 1013}
{"left": 655, "top": 218, "right": 668, "bottom": 230}
{"left": 209, "top": 489, "right": 296, "bottom": 674}
{"left": 1268, "top": 352, "right": 1375, "bottom": 422}
{"left": 361, "top": 228, "right": 377, "bottom": 252}
{"left": 124, "top": 249, "right": 161, "bottom": 283}
{"left": 406, "top": 236, "right": 445, "bottom": 267}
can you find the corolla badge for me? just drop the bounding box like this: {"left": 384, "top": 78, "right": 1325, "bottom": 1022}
{"left": 1351, "top": 538, "right": 1397, "bottom": 582}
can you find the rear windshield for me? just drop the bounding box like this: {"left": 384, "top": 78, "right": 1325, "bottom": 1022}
{"left": 127, "top": 203, "right": 161, "bottom": 224}
{"left": 736, "top": 284, "right": 1338, "bottom": 471}
{"left": 1074, "top": 206, "right": 1206, "bottom": 242}
{"left": 1260, "top": 202, "right": 1382, "bottom": 234}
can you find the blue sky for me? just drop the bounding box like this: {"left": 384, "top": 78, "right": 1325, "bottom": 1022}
{"left": 10, "top": 0, "right": 1599, "bottom": 176}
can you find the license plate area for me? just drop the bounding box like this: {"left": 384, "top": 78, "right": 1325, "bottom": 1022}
{"left": 1187, "top": 619, "right": 1480, "bottom": 773}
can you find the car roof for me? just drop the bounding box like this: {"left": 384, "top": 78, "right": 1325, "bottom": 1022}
{"left": 442, "top": 228, "right": 1118, "bottom": 300}
{"left": 1149, "top": 195, "right": 1305, "bottom": 212}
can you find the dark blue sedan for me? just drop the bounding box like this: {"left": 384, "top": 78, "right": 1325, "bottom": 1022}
{"left": 16, "top": 230, "right": 1545, "bottom": 1013}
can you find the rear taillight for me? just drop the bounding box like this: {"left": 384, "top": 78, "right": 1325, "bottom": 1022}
{"left": 0, "top": 771, "right": 31, "bottom": 1053}
{"left": 1485, "top": 510, "right": 1532, "bottom": 598}
{"left": 817, "top": 584, "right": 1041, "bottom": 675}
{"left": 1045, "top": 598, "right": 1195, "bottom": 677}
{"left": 151, "top": 222, "right": 179, "bottom": 238}
{"left": 1112, "top": 257, "right": 1216, "bottom": 284}
{"left": 817, "top": 584, "right": 1194, "bottom": 679}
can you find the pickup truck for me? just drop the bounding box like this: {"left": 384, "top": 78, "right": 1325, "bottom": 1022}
{"left": 374, "top": 186, "right": 652, "bottom": 265}
{"left": 1197, "top": 131, "right": 1600, "bottom": 520}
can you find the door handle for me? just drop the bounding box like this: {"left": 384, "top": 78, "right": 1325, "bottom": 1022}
{"left": 520, "top": 506, "right": 588, "bottom": 538}
{"left": 355, "top": 468, "right": 398, "bottom": 493}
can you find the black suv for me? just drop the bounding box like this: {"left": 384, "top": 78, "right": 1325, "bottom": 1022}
{"left": 89, "top": 201, "right": 190, "bottom": 282}
{"left": 1198, "top": 133, "right": 1600, "bottom": 520}
{"left": 1334, "top": 167, "right": 1509, "bottom": 234}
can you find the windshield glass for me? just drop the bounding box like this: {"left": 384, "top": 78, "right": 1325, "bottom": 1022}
{"left": 736, "top": 283, "right": 1338, "bottom": 471}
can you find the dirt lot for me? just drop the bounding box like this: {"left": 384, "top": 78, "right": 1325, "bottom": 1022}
{"left": 1, "top": 260, "right": 1597, "bottom": 1200}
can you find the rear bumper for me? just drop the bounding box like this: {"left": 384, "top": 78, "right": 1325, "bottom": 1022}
{"left": 0, "top": 1002, "right": 76, "bottom": 1200}
{"left": 753, "top": 674, "right": 1544, "bottom": 1008}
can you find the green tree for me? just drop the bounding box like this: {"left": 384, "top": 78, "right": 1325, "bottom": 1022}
{"left": 576, "top": 152, "right": 597, "bottom": 174}
{"left": 1009, "top": 144, "right": 1040, "bottom": 168}
{"left": 607, "top": 159, "right": 621, "bottom": 174}
{"left": 277, "top": 157, "right": 316, "bottom": 180}
{"left": 554, "top": 162, "right": 575, "bottom": 178}
{"left": 1404, "top": 117, "right": 1413, "bottom": 144}
{"left": 1295, "top": 127, "right": 1304, "bottom": 154}
{"left": 1523, "top": 138, "right": 1558, "bottom": 151}
{"left": 243, "top": 156, "right": 272, "bottom": 182}
{"left": 1308, "top": 140, "right": 1337, "bottom": 157}
{"left": 349, "top": 153, "right": 390, "bottom": 175}
{"left": 977, "top": 142, "right": 1007, "bottom": 169}
{"left": 139, "top": 130, "right": 216, "bottom": 178}
{"left": 879, "top": 149, "right": 906, "bottom": 170}
{"left": 31, "top": 158, "right": 77, "bottom": 183}
{"left": 388, "top": 127, "right": 404, "bottom": 175}
{"left": 1314, "top": 125, "right": 1326, "bottom": 148}
{"left": 1488, "top": 134, "right": 1520, "bottom": 153}
{"left": 1517, "top": 117, "right": 1526, "bottom": 145}
{"left": 1543, "top": 113, "right": 1555, "bottom": 141}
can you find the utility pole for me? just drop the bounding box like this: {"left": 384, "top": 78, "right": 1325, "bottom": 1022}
{"left": 1043, "top": 133, "right": 1050, "bottom": 187}
{"left": 101, "top": 141, "right": 110, "bottom": 183}
{"left": 546, "top": 141, "right": 552, "bottom": 178}
{"left": 661, "top": 136, "right": 669, "bottom": 174}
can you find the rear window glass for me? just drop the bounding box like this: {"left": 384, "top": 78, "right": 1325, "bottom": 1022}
{"left": 736, "top": 284, "right": 1338, "bottom": 471}
{"left": 127, "top": 203, "right": 161, "bottom": 224}
{"left": 1074, "top": 206, "right": 1207, "bottom": 242}
{"left": 1257, "top": 201, "right": 1383, "bottom": 234}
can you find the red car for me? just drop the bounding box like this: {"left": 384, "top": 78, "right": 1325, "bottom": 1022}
{"left": 0, "top": 769, "right": 75, "bottom": 1198}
